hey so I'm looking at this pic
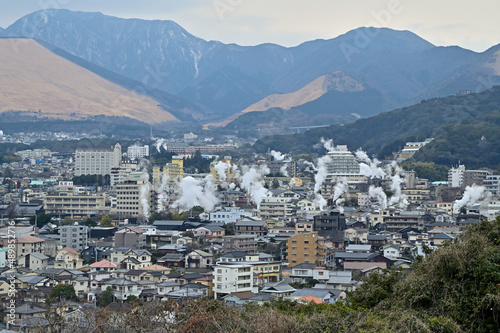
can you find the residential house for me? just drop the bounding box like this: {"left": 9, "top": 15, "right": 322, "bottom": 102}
{"left": 295, "top": 220, "right": 313, "bottom": 233}
{"left": 333, "top": 252, "right": 391, "bottom": 271}
{"left": 89, "top": 259, "right": 117, "bottom": 273}
{"left": 261, "top": 280, "right": 296, "bottom": 298}
{"left": 326, "top": 271, "right": 357, "bottom": 291}
{"left": 185, "top": 250, "right": 214, "bottom": 268}
{"left": 8, "top": 304, "right": 47, "bottom": 330}
{"left": 288, "top": 288, "right": 346, "bottom": 304}
{"left": 223, "top": 291, "right": 256, "bottom": 307}
{"left": 120, "top": 249, "right": 152, "bottom": 270}
{"left": 383, "top": 244, "right": 403, "bottom": 260}
{"left": 18, "top": 252, "right": 48, "bottom": 270}
{"left": 72, "top": 276, "right": 89, "bottom": 298}
{"left": 100, "top": 278, "right": 142, "bottom": 301}
{"left": 289, "top": 263, "right": 316, "bottom": 283}
{"left": 55, "top": 247, "right": 84, "bottom": 270}
{"left": 235, "top": 219, "right": 267, "bottom": 237}
{"left": 430, "top": 233, "right": 455, "bottom": 246}
{"left": 192, "top": 224, "right": 225, "bottom": 238}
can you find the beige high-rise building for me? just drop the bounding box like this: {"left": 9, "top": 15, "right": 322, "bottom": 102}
{"left": 74, "top": 143, "right": 122, "bottom": 176}
{"left": 114, "top": 172, "right": 155, "bottom": 220}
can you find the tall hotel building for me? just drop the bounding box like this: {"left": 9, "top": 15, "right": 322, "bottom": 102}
{"left": 74, "top": 144, "right": 122, "bottom": 176}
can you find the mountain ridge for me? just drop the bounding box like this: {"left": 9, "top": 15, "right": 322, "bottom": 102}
{"left": 4, "top": 9, "right": 500, "bottom": 124}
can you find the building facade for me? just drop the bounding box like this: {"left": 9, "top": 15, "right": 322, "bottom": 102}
{"left": 286, "top": 232, "right": 326, "bottom": 267}
{"left": 127, "top": 145, "right": 150, "bottom": 160}
{"left": 74, "top": 144, "right": 121, "bottom": 176}
{"left": 59, "top": 225, "right": 88, "bottom": 252}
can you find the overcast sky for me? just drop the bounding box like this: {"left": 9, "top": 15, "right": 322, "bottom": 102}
{"left": 0, "top": 0, "right": 498, "bottom": 52}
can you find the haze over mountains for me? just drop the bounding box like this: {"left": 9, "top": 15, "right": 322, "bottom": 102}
{"left": 2, "top": 9, "right": 500, "bottom": 126}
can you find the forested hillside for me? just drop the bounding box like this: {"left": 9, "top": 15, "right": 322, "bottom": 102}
{"left": 254, "top": 86, "right": 500, "bottom": 169}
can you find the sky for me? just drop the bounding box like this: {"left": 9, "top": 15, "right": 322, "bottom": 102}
{"left": 0, "top": 0, "right": 498, "bottom": 52}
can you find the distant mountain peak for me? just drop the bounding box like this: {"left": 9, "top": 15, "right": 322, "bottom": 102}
{"left": 337, "top": 26, "right": 435, "bottom": 52}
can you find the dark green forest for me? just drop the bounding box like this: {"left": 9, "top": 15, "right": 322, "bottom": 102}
{"left": 254, "top": 86, "right": 500, "bottom": 169}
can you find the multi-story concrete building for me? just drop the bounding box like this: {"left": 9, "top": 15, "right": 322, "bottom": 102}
{"left": 463, "top": 170, "right": 490, "bottom": 187}
{"left": 324, "top": 145, "right": 364, "bottom": 183}
{"left": 114, "top": 172, "right": 155, "bottom": 220}
{"left": 114, "top": 226, "right": 146, "bottom": 249}
{"left": 127, "top": 145, "right": 149, "bottom": 160}
{"left": 259, "top": 190, "right": 300, "bottom": 222}
{"left": 448, "top": 165, "right": 465, "bottom": 188}
{"left": 383, "top": 211, "right": 433, "bottom": 232}
{"left": 313, "top": 210, "right": 347, "bottom": 240}
{"left": 59, "top": 225, "right": 88, "bottom": 252}
{"left": 152, "top": 159, "right": 184, "bottom": 185}
{"left": 213, "top": 263, "right": 255, "bottom": 299}
{"left": 286, "top": 232, "right": 326, "bottom": 267}
{"left": 45, "top": 193, "right": 109, "bottom": 217}
{"left": 210, "top": 158, "right": 238, "bottom": 184}
{"left": 74, "top": 143, "right": 121, "bottom": 176}
{"left": 222, "top": 235, "right": 257, "bottom": 253}
{"left": 110, "top": 161, "right": 139, "bottom": 186}
{"left": 267, "top": 159, "right": 297, "bottom": 178}
{"left": 5, "top": 235, "right": 44, "bottom": 261}
{"left": 209, "top": 207, "right": 252, "bottom": 224}
{"left": 235, "top": 219, "right": 267, "bottom": 237}
{"left": 484, "top": 175, "right": 500, "bottom": 195}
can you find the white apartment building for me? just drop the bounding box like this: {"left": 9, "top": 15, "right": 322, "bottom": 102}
{"left": 259, "top": 196, "right": 296, "bottom": 222}
{"left": 209, "top": 207, "right": 253, "bottom": 224}
{"left": 479, "top": 200, "right": 500, "bottom": 220}
{"left": 127, "top": 145, "right": 150, "bottom": 160}
{"left": 484, "top": 175, "right": 500, "bottom": 196}
{"left": 213, "top": 263, "right": 255, "bottom": 299}
{"left": 324, "top": 145, "right": 365, "bottom": 183}
{"left": 448, "top": 165, "right": 465, "bottom": 188}
{"left": 74, "top": 143, "right": 121, "bottom": 176}
{"left": 110, "top": 161, "right": 139, "bottom": 186}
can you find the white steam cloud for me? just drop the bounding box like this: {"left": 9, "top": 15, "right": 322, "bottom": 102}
{"left": 369, "top": 185, "right": 388, "bottom": 209}
{"left": 313, "top": 152, "right": 333, "bottom": 211}
{"left": 386, "top": 162, "right": 408, "bottom": 209}
{"left": 172, "top": 175, "right": 219, "bottom": 213}
{"left": 240, "top": 164, "right": 270, "bottom": 209}
{"left": 154, "top": 138, "right": 168, "bottom": 153}
{"left": 214, "top": 161, "right": 230, "bottom": 181}
{"left": 280, "top": 164, "right": 289, "bottom": 177}
{"left": 333, "top": 178, "right": 348, "bottom": 213}
{"left": 270, "top": 150, "right": 286, "bottom": 161}
{"left": 453, "top": 184, "right": 489, "bottom": 214}
{"left": 138, "top": 160, "right": 151, "bottom": 219}
{"left": 321, "top": 138, "right": 335, "bottom": 153}
{"left": 355, "top": 149, "right": 386, "bottom": 179}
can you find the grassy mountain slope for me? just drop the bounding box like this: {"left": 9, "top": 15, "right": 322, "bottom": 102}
{"left": 254, "top": 87, "right": 500, "bottom": 168}
{"left": 0, "top": 38, "right": 178, "bottom": 124}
